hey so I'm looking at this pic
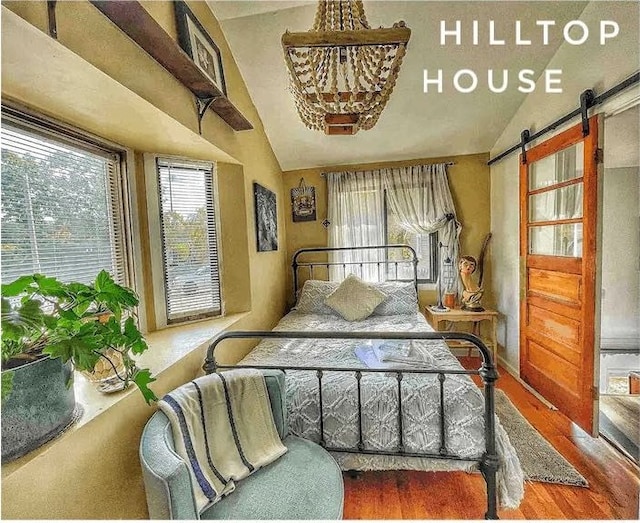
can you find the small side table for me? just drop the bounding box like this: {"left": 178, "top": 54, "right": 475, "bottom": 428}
{"left": 424, "top": 306, "right": 499, "bottom": 365}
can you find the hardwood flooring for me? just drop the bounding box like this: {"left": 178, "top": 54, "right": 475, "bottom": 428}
{"left": 342, "top": 357, "right": 640, "bottom": 519}
{"left": 600, "top": 395, "right": 640, "bottom": 462}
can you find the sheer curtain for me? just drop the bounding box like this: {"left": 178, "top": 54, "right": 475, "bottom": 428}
{"left": 327, "top": 163, "right": 461, "bottom": 287}
{"left": 326, "top": 170, "right": 385, "bottom": 281}
{"left": 382, "top": 163, "right": 462, "bottom": 289}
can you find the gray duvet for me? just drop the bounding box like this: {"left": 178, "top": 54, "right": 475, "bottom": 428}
{"left": 239, "top": 311, "right": 524, "bottom": 508}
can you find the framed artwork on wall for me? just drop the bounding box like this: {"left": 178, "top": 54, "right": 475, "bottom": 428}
{"left": 174, "top": 1, "right": 227, "bottom": 95}
{"left": 254, "top": 183, "right": 278, "bottom": 252}
{"left": 291, "top": 177, "right": 317, "bottom": 222}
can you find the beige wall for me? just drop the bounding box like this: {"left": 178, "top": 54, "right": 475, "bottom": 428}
{"left": 601, "top": 167, "right": 640, "bottom": 343}
{"left": 489, "top": 1, "right": 640, "bottom": 372}
{"left": 1, "top": 0, "right": 287, "bottom": 518}
{"left": 283, "top": 153, "right": 493, "bottom": 309}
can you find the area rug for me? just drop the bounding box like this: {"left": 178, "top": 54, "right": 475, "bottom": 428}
{"left": 495, "top": 390, "right": 588, "bottom": 487}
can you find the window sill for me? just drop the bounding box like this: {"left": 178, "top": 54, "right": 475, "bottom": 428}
{"left": 1, "top": 311, "right": 250, "bottom": 479}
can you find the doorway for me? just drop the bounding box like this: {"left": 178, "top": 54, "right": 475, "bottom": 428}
{"left": 599, "top": 104, "right": 640, "bottom": 464}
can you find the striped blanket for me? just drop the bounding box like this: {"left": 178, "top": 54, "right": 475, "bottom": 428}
{"left": 158, "top": 369, "right": 288, "bottom": 513}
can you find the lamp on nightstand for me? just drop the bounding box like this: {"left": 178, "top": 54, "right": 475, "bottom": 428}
{"left": 433, "top": 242, "right": 454, "bottom": 311}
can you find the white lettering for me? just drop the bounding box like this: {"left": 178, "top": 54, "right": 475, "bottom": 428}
{"left": 518, "top": 70, "right": 536, "bottom": 93}
{"left": 472, "top": 20, "right": 479, "bottom": 46}
{"left": 545, "top": 69, "right": 563, "bottom": 93}
{"left": 515, "top": 21, "right": 532, "bottom": 45}
{"left": 489, "top": 20, "right": 505, "bottom": 45}
{"left": 440, "top": 20, "right": 461, "bottom": 45}
{"left": 536, "top": 20, "right": 555, "bottom": 45}
{"left": 564, "top": 20, "right": 589, "bottom": 45}
{"left": 423, "top": 69, "right": 444, "bottom": 93}
{"left": 488, "top": 69, "right": 509, "bottom": 93}
{"left": 600, "top": 21, "right": 619, "bottom": 45}
{"left": 454, "top": 70, "right": 478, "bottom": 93}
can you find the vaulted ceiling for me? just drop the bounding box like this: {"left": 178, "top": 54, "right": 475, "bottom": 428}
{"left": 208, "top": 1, "right": 588, "bottom": 171}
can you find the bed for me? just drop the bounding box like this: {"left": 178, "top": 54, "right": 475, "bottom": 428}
{"left": 205, "top": 245, "right": 524, "bottom": 518}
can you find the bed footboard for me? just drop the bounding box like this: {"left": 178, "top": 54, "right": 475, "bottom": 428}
{"left": 204, "top": 331, "right": 499, "bottom": 520}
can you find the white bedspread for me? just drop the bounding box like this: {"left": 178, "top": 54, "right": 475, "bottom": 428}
{"left": 239, "top": 311, "right": 524, "bottom": 509}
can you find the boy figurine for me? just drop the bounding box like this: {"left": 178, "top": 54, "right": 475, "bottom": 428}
{"left": 459, "top": 256, "right": 484, "bottom": 311}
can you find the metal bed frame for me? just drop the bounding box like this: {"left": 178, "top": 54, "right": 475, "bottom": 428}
{"left": 204, "top": 245, "right": 501, "bottom": 519}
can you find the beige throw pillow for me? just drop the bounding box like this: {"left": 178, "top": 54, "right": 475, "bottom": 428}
{"left": 324, "top": 274, "right": 387, "bottom": 321}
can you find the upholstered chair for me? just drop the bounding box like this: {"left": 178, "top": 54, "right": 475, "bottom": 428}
{"left": 139, "top": 370, "right": 344, "bottom": 519}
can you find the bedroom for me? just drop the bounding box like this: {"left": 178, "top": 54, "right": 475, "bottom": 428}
{"left": 0, "top": 0, "right": 638, "bottom": 519}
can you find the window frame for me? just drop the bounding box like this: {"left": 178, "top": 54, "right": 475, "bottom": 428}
{"left": 383, "top": 193, "right": 439, "bottom": 285}
{"left": 0, "top": 102, "right": 136, "bottom": 291}
{"left": 144, "top": 154, "right": 224, "bottom": 329}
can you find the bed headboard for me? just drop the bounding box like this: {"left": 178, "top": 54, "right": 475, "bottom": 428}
{"left": 291, "top": 244, "right": 419, "bottom": 297}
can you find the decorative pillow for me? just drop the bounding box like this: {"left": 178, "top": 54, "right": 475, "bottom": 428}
{"left": 293, "top": 280, "right": 341, "bottom": 315}
{"left": 324, "top": 274, "right": 387, "bottom": 322}
{"left": 371, "top": 281, "right": 419, "bottom": 316}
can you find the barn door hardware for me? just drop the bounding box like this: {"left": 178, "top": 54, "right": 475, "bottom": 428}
{"left": 519, "top": 129, "right": 530, "bottom": 165}
{"left": 489, "top": 71, "right": 640, "bottom": 165}
{"left": 579, "top": 89, "right": 595, "bottom": 137}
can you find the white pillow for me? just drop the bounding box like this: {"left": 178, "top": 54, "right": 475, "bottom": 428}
{"left": 324, "top": 274, "right": 387, "bottom": 321}
{"left": 371, "top": 281, "right": 419, "bottom": 315}
{"left": 294, "top": 280, "right": 340, "bottom": 315}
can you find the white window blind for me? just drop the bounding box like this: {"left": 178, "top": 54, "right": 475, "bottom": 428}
{"left": 156, "top": 158, "right": 221, "bottom": 322}
{"left": 0, "top": 121, "right": 128, "bottom": 286}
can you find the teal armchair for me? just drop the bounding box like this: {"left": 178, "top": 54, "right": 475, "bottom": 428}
{"left": 139, "top": 370, "right": 344, "bottom": 519}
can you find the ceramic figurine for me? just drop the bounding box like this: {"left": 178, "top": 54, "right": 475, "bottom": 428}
{"left": 459, "top": 255, "right": 484, "bottom": 311}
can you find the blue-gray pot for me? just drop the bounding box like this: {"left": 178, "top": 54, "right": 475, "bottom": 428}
{"left": 1, "top": 356, "right": 80, "bottom": 463}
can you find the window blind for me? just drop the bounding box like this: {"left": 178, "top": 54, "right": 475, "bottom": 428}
{"left": 156, "top": 158, "right": 221, "bottom": 322}
{"left": 0, "top": 122, "right": 128, "bottom": 286}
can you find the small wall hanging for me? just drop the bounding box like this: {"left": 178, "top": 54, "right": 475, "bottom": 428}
{"left": 291, "top": 178, "right": 317, "bottom": 222}
{"left": 254, "top": 182, "right": 278, "bottom": 252}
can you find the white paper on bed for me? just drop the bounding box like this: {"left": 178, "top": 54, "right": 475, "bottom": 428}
{"left": 239, "top": 311, "right": 525, "bottom": 510}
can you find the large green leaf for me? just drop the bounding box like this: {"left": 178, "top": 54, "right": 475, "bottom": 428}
{"left": 1, "top": 276, "right": 35, "bottom": 297}
{"left": 32, "top": 274, "right": 66, "bottom": 298}
{"left": 123, "top": 317, "right": 147, "bottom": 355}
{"left": 132, "top": 368, "right": 157, "bottom": 404}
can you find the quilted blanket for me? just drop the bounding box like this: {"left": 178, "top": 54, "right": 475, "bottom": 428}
{"left": 239, "top": 311, "right": 524, "bottom": 508}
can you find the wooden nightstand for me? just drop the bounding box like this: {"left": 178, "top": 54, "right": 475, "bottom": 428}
{"left": 423, "top": 306, "right": 499, "bottom": 365}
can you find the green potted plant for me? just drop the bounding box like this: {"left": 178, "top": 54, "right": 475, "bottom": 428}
{"left": 1, "top": 270, "right": 156, "bottom": 462}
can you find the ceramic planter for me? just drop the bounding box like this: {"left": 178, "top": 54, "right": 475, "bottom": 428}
{"left": 1, "top": 356, "right": 81, "bottom": 463}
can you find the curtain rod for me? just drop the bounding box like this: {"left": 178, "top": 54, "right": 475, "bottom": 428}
{"left": 319, "top": 161, "right": 456, "bottom": 177}
{"left": 488, "top": 71, "right": 640, "bottom": 166}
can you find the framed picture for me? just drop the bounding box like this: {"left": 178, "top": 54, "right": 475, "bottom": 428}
{"left": 174, "top": 1, "right": 227, "bottom": 95}
{"left": 253, "top": 183, "right": 278, "bottom": 252}
{"left": 291, "top": 178, "right": 317, "bottom": 222}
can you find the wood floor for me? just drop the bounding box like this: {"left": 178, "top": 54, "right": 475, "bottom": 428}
{"left": 600, "top": 395, "right": 640, "bottom": 462}
{"left": 342, "top": 357, "right": 640, "bottom": 519}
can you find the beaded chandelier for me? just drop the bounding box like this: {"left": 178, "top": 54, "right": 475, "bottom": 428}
{"left": 282, "top": 0, "right": 411, "bottom": 135}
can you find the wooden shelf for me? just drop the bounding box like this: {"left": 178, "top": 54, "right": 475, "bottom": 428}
{"left": 90, "top": 1, "right": 253, "bottom": 132}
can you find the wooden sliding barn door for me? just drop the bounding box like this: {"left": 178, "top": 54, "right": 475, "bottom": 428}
{"left": 520, "top": 115, "right": 600, "bottom": 435}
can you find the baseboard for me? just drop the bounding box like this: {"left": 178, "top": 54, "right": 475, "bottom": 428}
{"left": 600, "top": 337, "right": 640, "bottom": 352}
{"left": 497, "top": 354, "right": 558, "bottom": 411}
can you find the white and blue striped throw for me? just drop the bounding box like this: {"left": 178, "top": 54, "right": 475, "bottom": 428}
{"left": 158, "top": 369, "right": 288, "bottom": 513}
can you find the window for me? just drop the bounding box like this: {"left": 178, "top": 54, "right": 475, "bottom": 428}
{"left": 385, "top": 198, "right": 438, "bottom": 284}
{"left": 156, "top": 158, "right": 221, "bottom": 323}
{"left": 0, "top": 115, "right": 129, "bottom": 287}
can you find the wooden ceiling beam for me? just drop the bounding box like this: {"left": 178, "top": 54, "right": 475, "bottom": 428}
{"left": 282, "top": 27, "right": 411, "bottom": 48}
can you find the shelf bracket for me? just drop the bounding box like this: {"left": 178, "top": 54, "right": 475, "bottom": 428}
{"left": 47, "top": 0, "right": 58, "bottom": 39}
{"left": 196, "top": 96, "right": 219, "bottom": 135}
